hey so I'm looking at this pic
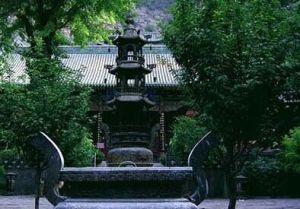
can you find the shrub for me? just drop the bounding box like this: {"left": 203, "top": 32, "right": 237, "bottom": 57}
{"left": 168, "top": 116, "right": 207, "bottom": 165}
{"left": 0, "top": 58, "right": 95, "bottom": 167}
{"left": 244, "top": 155, "right": 283, "bottom": 196}
{"left": 282, "top": 126, "right": 300, "bottom": 173}
{"left": 68, "top": 135, "right": 103, "bottom": 167}
{"left": 0, "top": 148, "right": 19, "bottom": 163}
{"left": 0, "top": 166, "right": 5, "bottom": 193}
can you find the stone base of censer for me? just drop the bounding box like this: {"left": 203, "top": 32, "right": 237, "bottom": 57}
{"left": 107, "top": 147, "right": 153, "bottom": 167}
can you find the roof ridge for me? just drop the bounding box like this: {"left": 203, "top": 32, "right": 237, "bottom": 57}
{"left": 15, "top": 45, "right": 171, "bottom": 55}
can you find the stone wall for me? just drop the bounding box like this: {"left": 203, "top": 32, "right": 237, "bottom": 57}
{"left": 4, "top": 168, "right": 36, "bottom": 195}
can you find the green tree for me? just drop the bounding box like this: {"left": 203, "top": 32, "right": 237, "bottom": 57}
{"left": 0, "top": 58, "right": 98, "bottom": 166}
{"left": 164, "top": 0, "right": 300, "bottom": 208}
{"left": 169, "top": 116, "right": 207, "bottom": 165}
{"left": 0, "top": 0, "right": 135, "bottom": 165}
{"left": 0, "top": 0, "right": 136, "bottom": 57}
{"left": 282, "top": 126, "right": 300, "bottom": 173}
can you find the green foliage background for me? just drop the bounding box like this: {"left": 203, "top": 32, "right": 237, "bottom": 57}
{"left": 244, "top": 152, "right": 300, "bottom": 197}
{"left": 164, "top": 0, "right": 300, "bottom": 171}
{"left": 0, "top": 58, "right": 100, "bottom": 166}
{"left": 169, "top": 116, "right": 207, "bottom": 165}
{"left": 282, "top": 126, "right": 300, "bottom": 173}
{"left": 244, "top": 153, "right": 283, "bottom": 196}
{"left": 0, "top": 0, "right": 136, "bottom": 49}
{"left": 0, "top": 166, "right": 5, "bottom": 193}
{"left": 164, "top": 0, "right": 300, "bottom": 206}
{"left": 0, "top": 0, "right": 135, "bottom": 167}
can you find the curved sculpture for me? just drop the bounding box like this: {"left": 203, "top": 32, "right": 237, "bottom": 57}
{"left": 31, "top": 132, "right": 66, "bottom": 206}
{"left": 187, "top": 132, "right": 218, "bottom": 205}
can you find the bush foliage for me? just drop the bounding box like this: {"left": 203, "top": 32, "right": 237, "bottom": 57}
{"left": 244, "top": 155, "right": 283, "bottom": 196}
{"left": 282, "top": 126, "right": 300, "bottom": 173}
{"left": 0, "top": 58, "right": 98, "bottom": 166}
{"left": 164, "top": 0, "right": 299, "bottom": 207}
{"left": 0, "top": 0, "right": 136, "bottom": 167}
{"left": 169, "top": 116, "right": 207, "bottom": 165}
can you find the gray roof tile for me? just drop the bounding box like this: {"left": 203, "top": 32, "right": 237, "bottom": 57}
{"left": 6, "top": 45, "right": 180, "bottom": 87}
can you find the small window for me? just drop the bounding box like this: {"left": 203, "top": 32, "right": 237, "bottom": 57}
{"left": 127, "top": 45, "right": 134, "bottom": 60}
{"left": 127, "top": 79, "right": 135, "bottom": 86}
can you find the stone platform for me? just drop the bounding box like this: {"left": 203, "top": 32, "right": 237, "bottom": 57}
{"left": 54, "top": 199, "right": 198, "bottom": 209}
{"left": 2, "top": 196, "right": 300, "bottom": 209}
{"left": 60, "top": 167, "right": 194, "bottom": 199}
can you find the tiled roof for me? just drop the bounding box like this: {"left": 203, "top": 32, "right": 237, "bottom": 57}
{"left": 6, "top": 45, "right": 181, "bottom": 87}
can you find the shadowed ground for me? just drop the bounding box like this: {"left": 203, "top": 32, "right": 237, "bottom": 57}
{"left": 0, "top": 196, "right": 300, "bottom": 209}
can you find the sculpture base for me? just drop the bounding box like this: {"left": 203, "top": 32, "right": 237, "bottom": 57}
{"left": 59, "top": 167, "right": 193, "bottom": 199}
{"left": 107, "top": 147, "right": 153, "bottom": 167}
{"left": 54, "top": 198, "right": 198, "bottom": 209}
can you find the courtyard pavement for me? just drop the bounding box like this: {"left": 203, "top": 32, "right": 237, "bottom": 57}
{"left": 0, "top": 196, "right": 299, "bottom": 209}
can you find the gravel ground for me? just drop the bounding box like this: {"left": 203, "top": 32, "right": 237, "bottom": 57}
{"left": 0, "top": 196, "right": 300, "bottom": 209}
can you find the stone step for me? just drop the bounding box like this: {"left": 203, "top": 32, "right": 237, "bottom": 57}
{"left": 54, "top": 198, "right": 198, "bottom": 209}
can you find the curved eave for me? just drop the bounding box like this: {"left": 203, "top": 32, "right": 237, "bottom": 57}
{"left": 106, "top": 96, "right": 156, "bottom": 106}
{"left": 113, "top": 36, "right": 148, "bottom": 45}
{"left": 109, "top": 66, "right": 152, "bottom": 75}
{"left": 92, "top": 83, "right": 180, "bottom": 89}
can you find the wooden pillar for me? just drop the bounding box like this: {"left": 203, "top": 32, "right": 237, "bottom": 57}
{"left": 160, "top": 112, "right": 165, "bottom": 152}
{"left": 97, "top": 112, "right": 103, "bottom": 142}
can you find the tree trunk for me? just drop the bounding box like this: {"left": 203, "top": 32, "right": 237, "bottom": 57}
{"left": 226, "top": 170, "right": 237, "bottom": 209}
{"left": 43, "top": 33, "right": 55, "bottom": 58}
{"left": 228, "top": 195, "right": 237, "bottom": 209}
{"left": 35, "top": 162, "right": 42, "bottom": 209}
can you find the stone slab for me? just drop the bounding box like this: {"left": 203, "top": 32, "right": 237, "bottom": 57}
{"left": 54, "top": 198, "right": 198, "bottom": 209}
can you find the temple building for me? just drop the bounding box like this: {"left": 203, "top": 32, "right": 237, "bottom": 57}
{"left": 8, "top": 19, "right": 187, "bottom": 161}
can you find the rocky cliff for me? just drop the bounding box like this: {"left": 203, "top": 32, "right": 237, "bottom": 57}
{"left": 135, "top": 0, "right": 174, "bottom": 33}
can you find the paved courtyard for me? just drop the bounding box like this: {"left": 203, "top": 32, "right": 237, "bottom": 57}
{"left": 0, "top": 196, "right": 299, "bottom": 209}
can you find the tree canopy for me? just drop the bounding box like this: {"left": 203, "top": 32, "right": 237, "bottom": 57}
{"left": 0, "top": 0, "right": 136, "bottom": 166}
{"left": 0, "top": 58, "right": 100, "bottom": 166}
{"left": 0, "top": 0, "right": 136, "bottom": 56}
{"left": 164, "top": 0, "right": 300, "bottom": 208}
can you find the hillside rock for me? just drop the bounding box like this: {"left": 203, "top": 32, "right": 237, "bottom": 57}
{"left": 135, "top": 0, "right": 174, "bottom": 33}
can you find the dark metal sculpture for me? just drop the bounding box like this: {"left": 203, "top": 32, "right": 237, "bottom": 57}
{"left": 31, "top": 131, "right": 218, "bottom": 208}
{"left": 187, "top": 132, "right": 219, "bottom": 205}
{"left": 31, "top": 132, "right": 66, "bottom": 206}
